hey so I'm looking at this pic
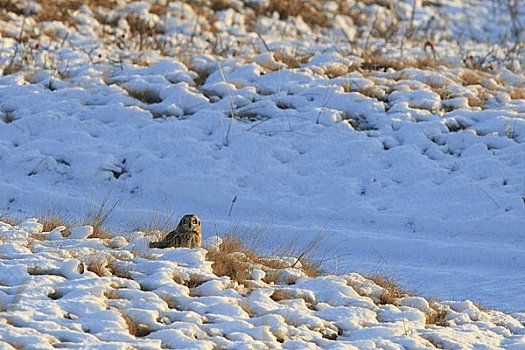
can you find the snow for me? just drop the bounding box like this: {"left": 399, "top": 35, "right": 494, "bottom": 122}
{"left": 0, "top": 0, "right": 525, "bottom": 347}
{"left": 0, "top": 220, "right": 523, "bottom": 349}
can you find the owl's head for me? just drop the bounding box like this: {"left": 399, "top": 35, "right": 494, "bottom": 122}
{"left": 179, "top": 214, "right": 201, "bottom": 232}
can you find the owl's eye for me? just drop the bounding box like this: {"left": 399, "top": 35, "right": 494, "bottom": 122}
{"left": 193, "top": 218, "right": 198, "bottom": 224}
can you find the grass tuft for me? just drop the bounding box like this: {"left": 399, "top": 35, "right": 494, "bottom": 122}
{"left": 206, "top": 234, "right": 254, "bottom": 283}
{"left": 367, "top": 273, "right": 410, "bottom": 305}
{"left": 35, "top": 211, "right": 71, "bottom": 237}
{"left": 361, "top": 52, "right": 441, "bottom": 71}
{"left": 123, "top": 315, "right": 152, "bottom": 338}
{"left": 270, "top": 288, "right": 315, "bottom": 305}
{"left": 85, "top": 255, "right": 114, "bottom": 277}
{"left": 425, "top": 307, "right": 448, "bottom": 326}
{"left": 206, "top": 230, "right": 325, "bottom": 285}
{"left": 264, "top": 0, "right": 330, "bottom": 28}
{"left": 84, "top": 191, "right": 120, "bottom": 239}
{"left": 509, "top": 87, "right": 525, "bottom": 100}
{"left": 0, "top": 214, "right": 21, "bottom": 226}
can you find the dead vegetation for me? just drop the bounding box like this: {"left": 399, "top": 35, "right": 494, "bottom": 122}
{"left": 467, "top": 88, "right": 489, "bottom": 109}
{"left": 270, "top": 288, "right": 315, "bottom": 305}
{"left": 184, "top": 273, "right": 207, "bottom": 289}
{"left": 361, "top": 51, "right": 442, "bottom": 72}
{"left": 0, "top": 214, "right": 21, "bottom": 226}
{"left": 103, "top": 288, "right": 120, "bottom": 300}
{"left": 107, "top": 260, "right": 133, "bottom": 280}
{"left": 123, "top": 87, "right": 163, "bottom": 104}
{"left": 34, "top": 211, "right": 71, "bottom": 237}
{"left": 460, "top": 69, "right": 488, "bottom": 86}
{"left": 206, "top": 231, "right": 325, "bottom": 285}
{"left": 34, "top": 0, "right": 118, "bottom": 25}
{"left": 273, "top": 51, "right": 312, "bottom": 69}
{"left": 238, "top": 299, "right": 254, "bottom": 317}
{"left": 0, "top": 0, "right": 25, "bottom": 18}
{"left": 425, "top": 307, "right": 448, "bottom": 326}
{"left": 85, "top": 255, "right": 115, "bottom": 277}
{"left": 262, "top": 0, "right": 331, "bottom": 28}
{"left": 509, "top": 87, "right": 525, "bottom": 100}
{"left": 84, "top": 191, "right": 120, "bottom": 239}
{"left": 367, "top": 273, "right": 410, "bottom": 305}
{"left": 206, "top": 233, "right": 272, "bottom": 283}
{"left": 122, "top": 315, "right": 152, "bottom": 338}
{"left": 133, "top": 208, "right": 176, "bottom": 239}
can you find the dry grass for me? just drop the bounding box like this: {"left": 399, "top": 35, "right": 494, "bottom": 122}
{"left": 35, "top": 0, "right": 83, "bottom": 25}
{"left": 270, "top": 288, "right": 315, "bottom": 305}
{"left": 273, "top": 51, "right": 311, "bottom": 69}
{"left": 34, "top": 212, "right": 71, "bottom": 237}
{"left": 185, "top": 273, "right": 207, "bottom": 289}
{"left": 0, "top": 214, "right": 20, "bottom": 226}
{"left": 0, "top": 0, "right": 25, "bottom": 18}
{"left": 111, "top": 266, "right": 133, "bottom": 280}
{"left": 124, "top": 87, "right": 162, "bottom": 104}
{"left": 27, "top": 266, "right": 63, "bottom": 276}
{"left": 149, "top": 3, "right": 169, "bottom": 17}
{"left": 84, "top": 191, "right": 120, "bottom": 239}
{"left": 367, "top": 274, "right": 410, "bottom": 305}
{"left": 434, "top": 85, "right": 453, "bottom": 101}
{"left": 210, "top": 0, "right": 234, "bottom": 12}
{"left": 104, "top": 288, "right": 120, "bottom": 300}
{"left": 509, "top": 87, "right": 525, "bottom": 100}
{"left": 133, "top": 208, "right": 176, "bottom": 240}
{"left": 33, "top": 0, "right": 118, "bottom": 24}
{"left": 270, "top": 289, "right": 296, "bottom": 302}
{"left": 125, "top": 13, "right": 161, "bottom": 49}
{"left": 206, "top": 234, "right": 257, "bottom": 283}
{"left": 206, "top": 231, "right": 324, "bottom": 285}
{"left": 472, "top": 300, "right": 488, "bottom": 312}
{"left": 38, "top": 215, "right": 69, "bottom": 233}
{"left": 105, "top": 257, "right": 133, "bottom": 279}
{"left": 85, "top": 255, "right": 114, "bottom": 277}
{"left": 467, "top": 88, "right": 489, "bottom": 109}
{"left": 460, "top": 69, "right": 485, "bottom": 86}
{"left": 425, "top": 307, "right": 448, "bottom": 326}
{"left": 361, "top": 52, "right": 442, "bottom": 72}
{"left": 122, "top": 315, "right": 152, "bottom": 338}
{"left": 238, "top": 299, "right": 254, "bottom": 317}
{"left": 261, "top": 269, "right": 298, "bottom": 285}
{"left": 264, "top": 0, "right": 331, "bottom": 28}
{"left": 355, "top": 86, "right": 388, "bottom": 101}
{"left": 186, "top": 3, "right": 218, "bottom": 34}
{"left": 346, "top": 281, "right": 368, "bottom": 297}
{"left": 267, "top": 231, "right": 327, "bottom": 278}
{"left": 323, "top": 63, "right": 354, "bottom": 78}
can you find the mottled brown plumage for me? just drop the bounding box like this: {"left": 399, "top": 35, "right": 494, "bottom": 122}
{"left": 149, "top": 214, "right": 202, "bottom": 249}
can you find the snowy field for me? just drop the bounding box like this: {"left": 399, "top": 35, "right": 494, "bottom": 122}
{"left": 1, "top": 220, "right": 525, "bottom": 349}
{"left": 0, "top": 0, "right": 525, "bottom": 347}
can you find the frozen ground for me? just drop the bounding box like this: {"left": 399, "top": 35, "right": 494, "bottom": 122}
{"left": 1, "top": 219, "right": 525, "bottom": 349}
{"left": 0, "top": 0, "right": 524, "bottom": 343}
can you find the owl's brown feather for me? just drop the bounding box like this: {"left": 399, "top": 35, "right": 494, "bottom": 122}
{"left": 149, "top": 214, "right": 202, "bottom": 249}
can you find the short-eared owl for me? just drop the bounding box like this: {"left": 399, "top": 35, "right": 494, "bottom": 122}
{"left": 149, "top": 214, "right": 202, "bottom": 249}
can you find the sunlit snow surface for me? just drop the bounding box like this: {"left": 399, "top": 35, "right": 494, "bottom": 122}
{"left": 0, "top": 0, "right": 524, "bottom": 329}
{"left": 1, "top": 220, "right": 525, "bottom": 349}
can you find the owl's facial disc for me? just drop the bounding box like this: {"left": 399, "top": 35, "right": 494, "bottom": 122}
{"left": 182, "top": 214, "right": 200, "bottom": 230}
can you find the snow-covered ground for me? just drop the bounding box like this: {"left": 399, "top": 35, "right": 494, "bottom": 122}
{"left": 1, "top": 219, "right": 525, "bottom": 349}
{"left": 0, "top": 0, "right": 525, "bottom": 346}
